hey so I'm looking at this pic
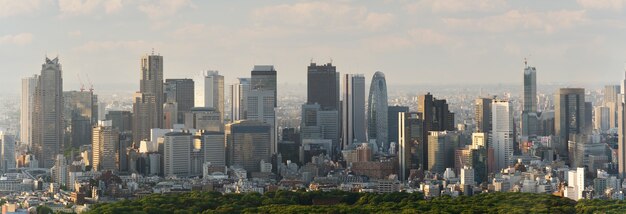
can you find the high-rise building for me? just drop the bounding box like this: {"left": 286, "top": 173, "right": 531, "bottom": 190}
{"left": 0, "top": 132, "right": 16, "bottom": 171}
{"left": 230, "top": 78, "right": 250, "bottom": 121}
{"left": 228, "top": 120, "right": 272, "bottom": 173}
{"left": 342, "top": 74, "right": 366, "bottom": 149}
{"left": 523, "top": 62, "right": 537, "bottom": 112}
{"left": 184, "top": 107, "right": 223, "bottom": 132}
{"left": 595, "top": 106, "right": 610, "bottom": 132}
{"left": 618, "top": 73, "right": 626, "bottom": 178}
{"left": 199, "top": 131, "right": 225, "bottom": 167}
{"left": 475, "top": 98, "right": 492, "bottom": 133}
{"left": 163, "top": 132, "right": 192, "bottom": 177}
{"left": 106, "top": 111, "right": 132, "bottom": 133}
{"left": 64, "top": 91, "right": 98, "bottom": 148}
{"left": 164, "top": 78, "right": 194, "bottom": 124}
{"left": 388, "top": 106, "right": 409, "bottom": 146}
{"left": 491, "top": 99, "right": 514, "bottom": 171}
{"left": 307, "top": 62, "right": 340, "bottom": 110}
{"left": 367, "top": 71, "right": 389, "bottom": 152}
{"left": 604, "top": 85, "right": 620, "bottom": 129}
{"left": 555, "top": 88, "right": 586, "bottom": 162}
{"left": 195, "top": 71, "right": 224, "bottom": 121}
{"left": 133, "top": 53, "right": 164, "bottom": 143}
{"left": 20, "top": 75, "right": 38, "bottom": 146}
{"left": 398, "top": 112, "right": 409, "bottom": 181}
{"left": 251, "top": 65, "right": 277, "bottom": 107}
{"left": 300, "top": 103, "right": 340, "bottom": 156}
{"left": 92, "top": 121, "right": 119, "bottom": 172}
{"left": 163, "top": 102, "right": 178, "bottom": 129}
{"left": 418, "top": 93, "right": 454, "bottom": 170}
{"left": 32, "top": 57, "right": 64, "bottom": 168}
{"left": 427, "top": 131, "right": 459, "bottom": 174}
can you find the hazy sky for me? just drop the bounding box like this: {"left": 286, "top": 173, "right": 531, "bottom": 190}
{"left": 1, "top": 0, "right": 626, "bottom": 94}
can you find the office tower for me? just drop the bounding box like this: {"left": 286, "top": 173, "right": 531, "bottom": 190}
{"left": 555, "top": 88, "right": 586, "bottom": 162}
{"left": 405, "top": 112, "right": 424, "bottom": 169}
{"left": 585, "top": 102, "right": 593, "bottom": 134}
{"left": 342, "top": 74, "right": 366, "bottom": 149}
{"left": 20, "top": 75, "right": 38, "bottom": 146}
{"left": 492, "top": 99, "right": 514, "bottom": 171}
{"left": 0, "top": 132, "right": 16, "bottom": 171}
{"left": 106, "top": 111, "right": 132, "bottom": 133}
{"left": 164, "top": 79, "right": 194, "bottom": 124}
{"left": 460, "top": 166, "right": 475, "bottom": 186}
{"left": 92, "top": 121, "right": 119, "bottom": 172}
{"left": 230, "top": 78, "right": 250, "bottom": 121}
{"left": 475, "top": 98, "right": 492, "bottom": 133}
{"left": 471, "top": 133, "right": 487, "bottom": 148}
{"left": 32, "top": 57, "right": 64, "bottom": 168}
{"left": 133, "top": 53, "right": 164, "bottom": 143}
{"left": 199, "top": 131, "right": 225, "bottom": 166}
{"left": 228, "top": 121, "right": 272, "bottom": 173}
{"left": 427, "top": 131, "right": 459, "bottom": 174}
{"left": 619, "top": 72, "right": 626, "bottom": 178}
{"left": 367, "top": 71, "right": 389, "bottom": 152}
{"left": 418, "top": 93, "right": 455, "bottom": 170}
{"left": 195, "top": 71, "right": 224, "bottom": 121}
{"left": 64, "top": 91, "right": 98, "bottom": 148}
{"left": 163, "top": 102, "right": 178, "bottom": 129}
{"left": 595, "top": 106, "right": 610, "bottom": 132}
{"left": 251, "top": 65, "right": 277, "bottom": 107}
{"left": 604, "top": 85, "right": 620, "bottom": 129}
{"left": 163, "top": 132, "right": 192, "bottom": 177}
{"left": 51, "top": 154, "right": 67, "bottom": 185}
{"left": 398, "top": 112, "right": 408, "bottom": 181}
{"left": 388, "top": 106, "right": 409, "bottom": 145}
{"left": 300, "top": 103, "right": 340, "bottom": 153}
{"left": 184, "top": 107, "right": 223, "bottom": 132}
{"left": 523, "top": 62, "right": 537, "bottom": 112}
{"left": 307, "top": 62, "right": 340, "bottom": 110}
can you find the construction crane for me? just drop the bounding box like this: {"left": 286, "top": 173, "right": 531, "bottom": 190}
{"left": 77, "top": 74, "right": 85, "bottom": 92}
{"left": 86, "top": 74, "right": 94, "bottom": 92}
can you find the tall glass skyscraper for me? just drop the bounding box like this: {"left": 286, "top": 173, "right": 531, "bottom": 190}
{"left": 133, "top": 53, "right": 164, "bottom": 143}
{"left": 32, "top": 57, "right": 64, "bottom": 168}
{"left": 522, "top": 61, "right": 538, "bottom": 137}
{"left": 307, "top": 62, "right": 339, "bottom": 110}
{"left": 342, "top": 74, "right": 366, "bottom": 149}
{"left": 367, "top": 71, "right": 388, "bottom": 152}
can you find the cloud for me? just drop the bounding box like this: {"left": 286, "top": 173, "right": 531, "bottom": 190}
{"left": 0, "top": 0, "right": 41, "bottom": 17}
{"left": 407, "top": 0, "right": 507, "bottom": 13}
{"left": 138, "top": 0, "right": 193, "bottom": 20}
{"left": 74, "top": 40, "right": 151, "bottom": 52}
{"left": 67, "top": 30, "right": 82, "bottom": 38}
{"left": 443, "top": 10, "right": 587, "bottom": 34}
{"left": 577, "top": 0, "right": 626, "bottom": 11}
{"left": 58, "top": 0, "right": 124, "bottom": 16}
{"left": 252, "top": 1, "right": 395, "bottom": 31}
{"left": 0, "top": 33, "right": 34, "bottom": 45}
{"left": 361, "top": 28, "right": 460, "bottom": 51}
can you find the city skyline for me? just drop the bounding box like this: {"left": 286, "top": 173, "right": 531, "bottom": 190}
{"left": 3, "top": 0, "right": 626, "bottom": 94}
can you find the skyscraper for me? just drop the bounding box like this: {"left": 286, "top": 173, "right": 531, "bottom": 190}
{"left": 618, "top": 73, "right": 626, "bottom": 178}
{"left": 367, "top": 71, "right": 389, "bottom": 152}
{"left": 418, "top": 93, "right": 455, "bottom": 170}
{"left": 427, "top": 131, "right": 459, "bottom": 174}
{"left": 64, "top": 90, "right": 98, "bottom": 148}
{"left": 164, "top": 78, "right": 194, "bottom": 124}
{"left": 195, "top": 71, "right": 224, "bottom": 121}
{"left": 200, "top": 131, "right": 226, "bottom": 167}
{"left": 163, "top": 132, "right": 192, "bottom": 177}
{"left": 20, "top": 75, "right": 38, "bottom": 147}
{"left": 398, "top": 112, "right": 409, "bottom": 181}
{"left": 132, "top": 53, "right": 164, "bottom": 143}
{"left": 106, "top": 111, "right": 132, "bottom": 133}
{"left": 388, "top": 106, "right": 409, "bottom": 146}
{"left": 92, "top": 120, "right": 119, "bottom": 172}
{"left": 251, "top": 65, "right": 277, "bottom": 107}
{"left": 342, "top": 74, "right": 366, "bottom": 149}
{"left": 0, "top": 132, "right": 16, "bottom": 171}
{"left": 32, "top": 57, "right": 64, "bottom": 168}
{"left": 230, "top": 78, "right": 250, "bottom": 122}
{"left": 307, "top": 62, "right": 340, "bottom": 110}
{"left": 604, "top": 85, "right": 620, "bottom": 129}
{"left": 555, "top": 88, "right": 586, "bottom": 162}
{"left": 228, "top": 120, "right": 272, "bottom": 173}
{"left": 300, "top": 103, "right": 340, "bottom": 155}
{"left": 491, "top": 99, "right": 514, "bottom": 171}
{"left": 475, "top": 98, "right": 492, "bottom": 133}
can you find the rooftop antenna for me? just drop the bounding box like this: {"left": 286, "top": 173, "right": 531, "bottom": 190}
{"left": 77, "top": 74, "right": 85, "bottom": 92}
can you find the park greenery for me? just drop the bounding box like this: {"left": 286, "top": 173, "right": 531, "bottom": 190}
{"left": 74, "top": 190, "right": 626, "bottom": 213}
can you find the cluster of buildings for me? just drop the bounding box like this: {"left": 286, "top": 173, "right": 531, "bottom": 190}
{"left": 0, "top": 53, "right": 624, "bottom": 212}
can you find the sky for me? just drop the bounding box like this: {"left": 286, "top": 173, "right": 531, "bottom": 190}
{"left": 1, "top": 0, "right": 626, "bottom": 94}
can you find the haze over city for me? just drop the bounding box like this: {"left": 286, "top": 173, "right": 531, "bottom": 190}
{"left": 2, "top": 0, "right": 626, "bottom": 94}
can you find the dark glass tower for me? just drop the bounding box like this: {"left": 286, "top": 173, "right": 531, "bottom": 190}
{"left": 307, "top": 62, "right": 339, "bottom": 110}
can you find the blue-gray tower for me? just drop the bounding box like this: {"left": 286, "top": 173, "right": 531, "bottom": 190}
{"left": 367, "top": 71, "right": 389, "bottom": 152}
